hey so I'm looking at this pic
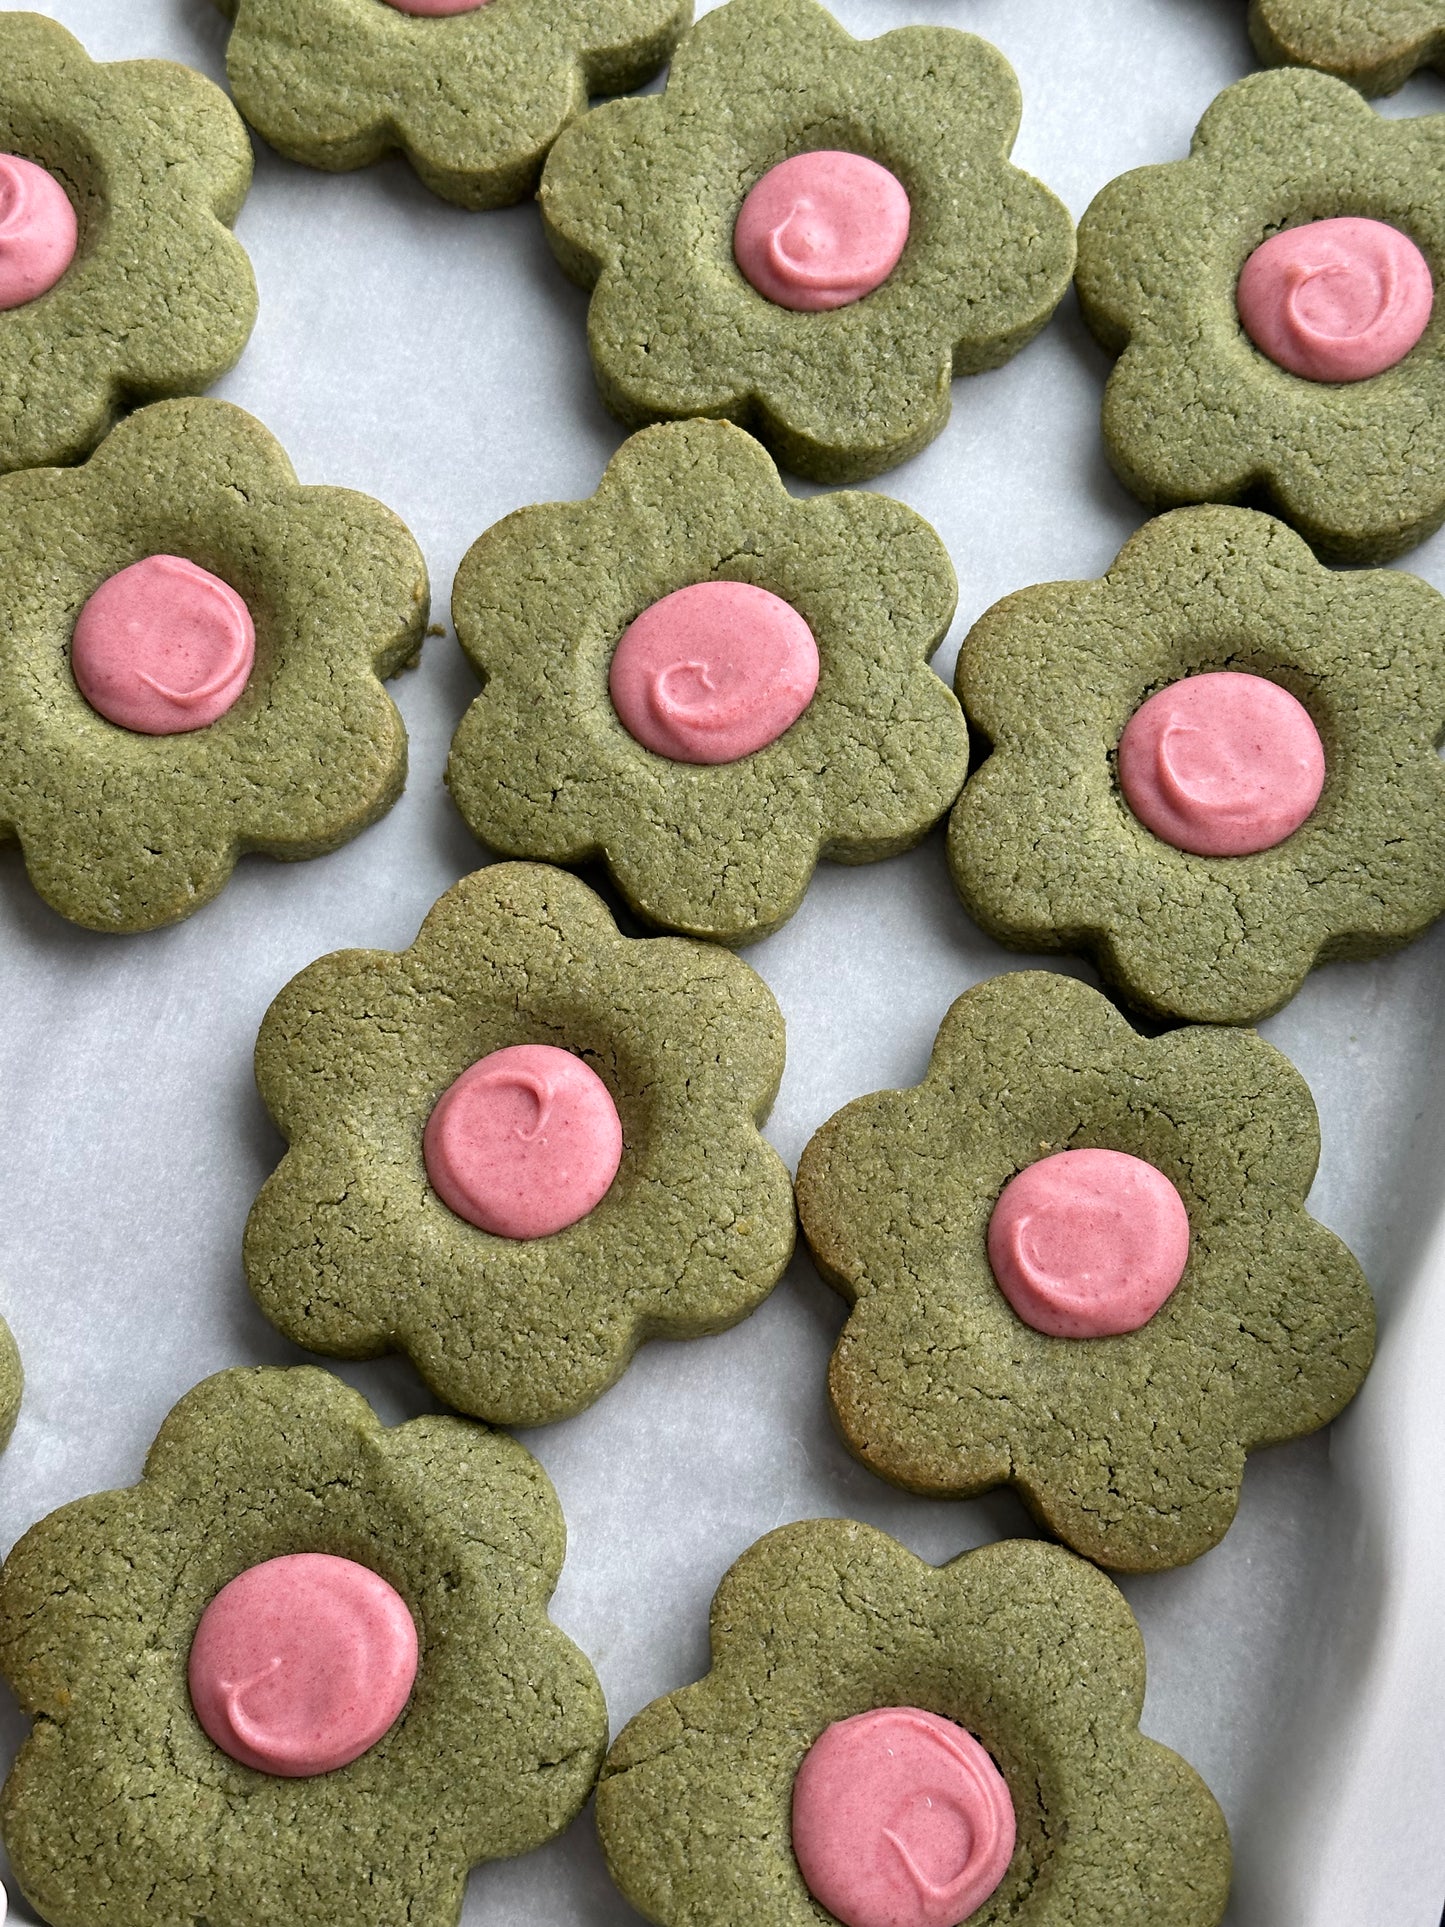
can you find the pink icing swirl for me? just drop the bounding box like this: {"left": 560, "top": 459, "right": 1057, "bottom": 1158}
{"left": 734, "top": 151, "right": 910, "bottom": 311}
{"left": 1236, "top": 216, "right": 1433, "bottom": 382}
{"left": 0, "top": 153, "right": 78, "bottom": 311}
{"left": 424, "top": 1042, "right": 623, "bottom": 1239}
{"left": 1118, "top": 670, "right": 1325, "bottom": 858}
{"left": 792, "top": 1707, "right": 1016, "bottom": 1927}
{"left": 609, "top": 580, "right": 819, "bottom": 764}
{"left": 70, "top": 555, "right": 256, "bottom": 735}
{"left": 188, "top": 1553, "right": 418, "bottom": 1777}
{"left": 382, "top": 0, "right": 488, "bottom": 14}
{"left": 987, "top": 1148, "right": 1190, "bottom": 1340}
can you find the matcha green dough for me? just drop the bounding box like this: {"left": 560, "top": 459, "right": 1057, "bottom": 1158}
{"left": 946, "top": 506, "right": 1445, "bottom": 1025}
{"left": 0, "top": 13, "right": 257, "bottom": 476}
{"left": 211, "top": 0, "right": 691, "bottom": 210}
{"left": 1250, "top": 0, "right": 1445, "bottom": 95}
{"left": 598, "top": 1521, "right": 1231, "bottom": 1926}
{"left": 0, "top": 397, "right": 429, "bottom": 934}
{"left": 795, "top": 971, "right": 1376, "bottom": 1573}
{"left": 539, "top": 0, "right": 1075, "bottom": 483}
{"left": 0, "top": 1316, "right": 21, "bottom": 1453}
{"left": 245, "top": 861, "right": 797, "bottom": 1425}
{"left": 1075, "top": 69, "right": 1445, "bottom": 562}
{"left": 447, "top": 420, "right": 967, "bottom": 945}
{"left": 0, "top": 1365, "right": 607, "bottom": 1927}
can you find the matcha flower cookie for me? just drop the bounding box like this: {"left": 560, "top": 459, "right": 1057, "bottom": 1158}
{"left": 245, "top": 861, "right": 796, "bottom": 1424}
{"left": 448, "top": 421, "right": 966, "bottom": 944}
{"left": 796, "top": 971, "right": 1376, "bottom": 1573}
{"left": 0, "top": 1366, "right": 605, "bottom": 1927}
{"left": 0, "top": 399, "right": 427, "bottom": 933}
{"left": 1076, "top": 69, "right": 1445, "bottom": 561}
{"left": 0, "top": 1316, "right": 20, "bottom": 1453}
{"left": 210, "top": 0, "right": 691, "bottom": 210}
{"left": 0, "top": 13, "right": 256, "bottom": 477}
{"left": 539, "top": 0, "right": 1075, "bottom": 483}
{"left": 1250, "top": 0, "right": 1445, "bottom": 96}
{"left": 947, "top": 507, "right": 1445, "bottom": 1024}
{"left": 598, "top": 1521, "right": 1230, "bottom": 1926}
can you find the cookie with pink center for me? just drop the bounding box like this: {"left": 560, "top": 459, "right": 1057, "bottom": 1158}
{"left": 539, "top": 0, "right": 1074, "bottom": 482}
{"left": 0, "top": 13, "right": 256, "bottom": 477}
{"left": 947, "top": 506, "right": 1445, "bottom": 1025}
{"left": 1076, "top": 68, "right": 1445, "bottom": 561}
{"left": 597, "top": 1521, "right": 1231, "bottom": 1924}
{"left": 244, "top": 862, "right": 795, "bottom": 1425}
{"left": 0, "top": 1366, "right": 607, "bottom": 1927}
{"left": 1249, "top": 0, "right": 1445, "bottom": 98}
{"left": 447, "top": 420, "right": 967, "bottom": 945}
{"left": 0, "top": 397, "right": 429, "bottom": 933}
{"left": 795, "top": 970, "right": 1375, "bottom": 1572}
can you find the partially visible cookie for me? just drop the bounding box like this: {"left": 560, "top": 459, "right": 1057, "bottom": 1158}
{"left": 1250, "top": 0, "right": 1445, "bottom": 96}
{"left": 0, "top": 13, "right": 256, "bottom": 476}
{"left": 0, "top": 1317, "right": 20, "bottom": 1453}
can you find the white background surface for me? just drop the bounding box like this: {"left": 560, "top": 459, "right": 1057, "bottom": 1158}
{"left": 2, "top": 2, "right": 1444, "bottom": 1923}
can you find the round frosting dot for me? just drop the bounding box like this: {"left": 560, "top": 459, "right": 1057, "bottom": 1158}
{"left": 1118, "top": 670, "right": 1325, "bottom": 858}
{"left": 734, "top": 151, "right": 910, "bottom": 311}
{"left": 987, "top": 1148, "right": 1190, "bottom": 1340}
{"left": 0, "top": 152, "right": 78, "bottom": 311}
{"left": 425, "top": 1043, "right": 623, "bottom": 1239}
{"left": 792, "top": 1707, "right": 1016, "bottom": 1927}
{"left": 71, "top": 555, "right": 256, "bottom": 735}
{"left": 188, "top": 1553, "right": 418, "bottom": 1777}
{"left": 1237, "top": 216, "right": 1433, "bottom": 382}
{"left": 609, "top": 580, "right": 819, "bottom": 764}
{"left": 382, "top": 0, "right": 488, "bottom": 13}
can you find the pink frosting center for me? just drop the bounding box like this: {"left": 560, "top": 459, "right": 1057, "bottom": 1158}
{"left": 188, "top": 1553, "right": 418, "bottom": 1777}
{"left": 1237, "top": 216, "right": 1433, "bottom": 382}
{"left": 792, "top": 1707, "right": 1016, "bottom": 1927}
{"left": 1118, "top": 670, "right": 1325, "bottom": 858}
{"left": 609, "top": 580, "right": 819, "bottom": 764}
{"left": 987, "top": 1148, "right": 1190, "bottom": 1341}
{"left": 0, "top": 152, "right": 78, "bottom": 311}
{"left": 424, "top": 1042, "right": 623, "bottom": 1239}
{"left": 381, "top": 0, "right": 488, "bottom": 14}
{"left": 70, "top": 555, "right": 256, "bottom": 735}
{"left": 734, "top": 151, "right": 910, "bottom": 311}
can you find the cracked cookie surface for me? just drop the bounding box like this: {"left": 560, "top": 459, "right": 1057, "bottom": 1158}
{"left": 1250, "top": 0, "right": 1445, "bottom": 96}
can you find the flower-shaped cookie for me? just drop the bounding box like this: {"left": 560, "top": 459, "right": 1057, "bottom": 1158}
{"left": 0, "top": 1316, "right": 20, "bottom": 1453}
{"left": 946, "top": 506, "right": 1445, "bottom": 1024}
{"left": 447, "top": 421, "right": 967, "bottom": 945}
{"left": 211, "top": 0, "right": 691, "bottom": 210}
{"left": 598, "top": 1521, "right": 1231, "bottom": 1925}
{"left": 539, "top": 0, "right": 1075, "bottom": 483}
{"left": 0, "top": 397, "right": 428, "bottom": 933}
{"left": 0, "top": 1366, "right": 606, "bottom": 1927}
{"left": 1076, "top": 69, "right": 1445, "bottom": 561}
{"left": 1250, "top": 0, "right": 1445, "bottom": 97}
{"left": 0, "top": 13, "right": 256, "bottom": 476}
{"left": 795, "top": 971, "right": 1376, "bottom": 1572}
{"left": 245, "top": 862, "right": 796, "bottom": 1425}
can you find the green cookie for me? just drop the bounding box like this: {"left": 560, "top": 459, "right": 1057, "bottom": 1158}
{"left": 947, "top": 506, "right": 1445, "bottom": 1024}
{"left": 1076, "top": 69, "right": 1445, "bottom": 561}
{"left": 1250, "top": 0, "right": 1445, "bottom": 96}
{"left": 795, "top": 970, "right": 1376, "bottom": 1573}
{"left": 212, "top": 0, "right": 691, "bottom": 209}
{"left": 0, "top": 1316, "right": 21, "bottom": 1452}
{"left": 539, "top": 0, "right": 1075, "bottom": 482}
{"left": 0, "top": 12, "right": 256, "bottom": 476}
{"left": 599, "top": 1522, "right": 1231, "bottom": 1926}
{"left": 447, "top": 419, "right": 967, "bottom": 944}
{"left": 0, "top": 1366, "right": 607, "bottom": 1927}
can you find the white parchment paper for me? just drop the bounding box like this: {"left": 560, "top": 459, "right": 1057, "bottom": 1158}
{"left": 2, "top": 2, "right": 1443, "bottom": 1923}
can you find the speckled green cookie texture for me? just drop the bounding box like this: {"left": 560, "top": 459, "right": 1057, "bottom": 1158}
{"left": 598, "top": 1522, "right": 1231, "bottom": 1926}
{"left": 538, "top": 0, "right": 1076, "bottom": 483}
{"left": 0, "top": 1365, "right": 607, "bottom": 1927}
{"left": 0, "top": 13, "right": 257, "bottom": 476}
{"left": 211, "top": 0, "right": 692, "bottom": 210}
{"left": 795, "top": 971, "right": 1376, "bottom": 1573}
{"left": 245, "top": 861, "right": 797, "bottom": 1425}
{"left": 447, "top": 420, "right": 966, "bottom": 946}
{"left": 1250, "top": 0, "right": 1445, "bottom": 96}
{"left": 0, "top": 397, "right": 428, "bottom": 934}
{"left": 1075, "top": 69, "right": 1445, "bottom": 562}
{"left": 0, "top": 1316, "right": 21, "bottom": 1453}
{"left": 946, "top": 506, "right": 1445, "bottom": 1025}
